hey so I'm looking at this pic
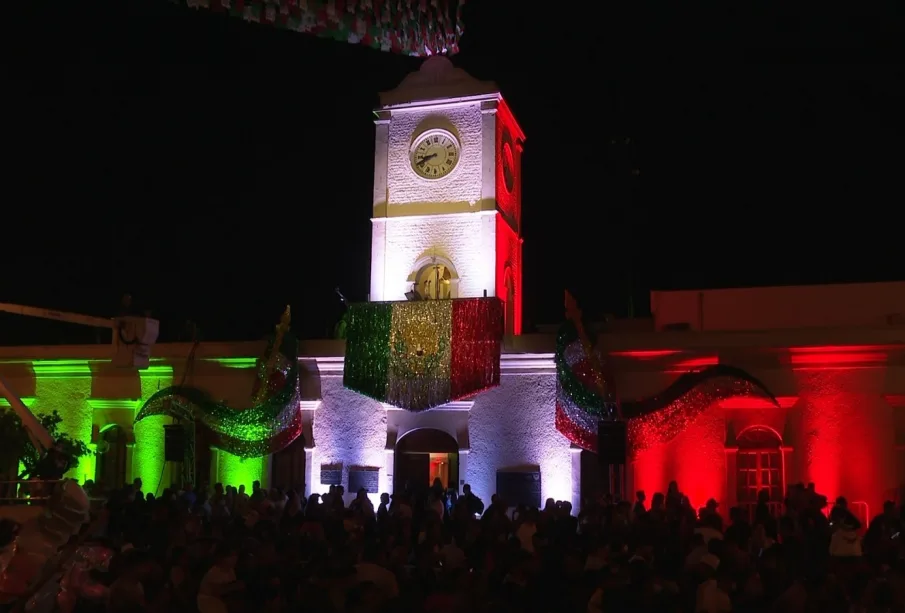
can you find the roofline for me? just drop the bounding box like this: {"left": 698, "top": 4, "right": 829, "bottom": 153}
{"left": 650, "top": 279, "right": 905, "bottom": 296}
{"left": 377, "top": 92, "right": 501, "bottom": 112}
{"left": 0, "top": 326, "right": 902, "bottom": 364}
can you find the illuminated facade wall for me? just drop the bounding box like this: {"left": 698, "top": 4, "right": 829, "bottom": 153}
{"left": 1, "top": 331, "right": 903, "bottom": 519}
{"left": 371, "top": 212, "right": 498, "bottom": 302}
{"left": 385, "top": 102, "right": 485, "bottom": 209}
{"left": 617, "top": 339, "right": 905, "bottom": 522}
{"left": 307, "top": 360, "right": 387, "bottom": 497}
{"left": 494, "top": 99, "right": 524, "bottom": 335}
{"left": 370, "top": 95, "right": 496, "bottom": 303}
{"left": 468, "top": 367, "right": 573, "bottom": 506}
{"left": 630, "top": 284, "right": 905, "bottom": 519}
{"left": 369, "top": 56, "right": 525, "bottom": 337}
{"left": 1, "top": 63, "right": 901, "bottom": 520}
{"left": 306, "top": 352, "right": 574, "bottom": 508}
{"left": 0, "top": 352, "right": 268, "bottom": 495}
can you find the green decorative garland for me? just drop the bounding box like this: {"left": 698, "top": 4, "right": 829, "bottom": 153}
{"left": 134, "top": 336, "right": 302, "bottom": 458}
{"left": 555, "top": 321, "right": 617, "bottom": 417}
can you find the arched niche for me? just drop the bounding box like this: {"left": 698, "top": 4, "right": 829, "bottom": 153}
{"left": 407, "top": 254, "right": 460, "bottom": 300}
{"left": 394, "top": 428, "right": 459, "bottom": 495}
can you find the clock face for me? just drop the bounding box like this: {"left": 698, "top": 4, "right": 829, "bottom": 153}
{"left": 501, "top": 140, "right": 515, "bottom": 193}
{"left": 411, "top": 130, "right": 459, "bottom": 180}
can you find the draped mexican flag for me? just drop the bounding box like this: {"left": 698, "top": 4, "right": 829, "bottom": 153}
{"left": 343, "top": 298, "right": 503, "bottom": 411}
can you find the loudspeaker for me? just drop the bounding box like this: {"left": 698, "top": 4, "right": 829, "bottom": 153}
{"left": 598, "top": 421, "right": 627, "bottom": 466}
{"left": 164, "top": 425, "right": 185, "bottom": 462}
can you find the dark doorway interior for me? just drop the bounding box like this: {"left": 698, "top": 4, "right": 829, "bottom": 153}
{"left": 394, "top": 429, "right": 459, "bottom": 495}
{"left": 271, "top": 434, "right": 307, "bottom": 493}
{"left": 95, "top": 425, "right": 128, "bottom": 489}
{"left": 195, "top": 424, "right": 215, "bottom": 490}
{"left": 580, "top": 450, "right": 603, "bottom": 504}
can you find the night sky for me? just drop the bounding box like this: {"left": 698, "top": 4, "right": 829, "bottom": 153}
{"left": 4, "top": 0, "right": 903, "bottom": 345}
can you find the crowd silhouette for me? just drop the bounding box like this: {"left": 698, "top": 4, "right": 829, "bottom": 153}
{"left": 4, "top": 476, "right": 904, "bottom": 613}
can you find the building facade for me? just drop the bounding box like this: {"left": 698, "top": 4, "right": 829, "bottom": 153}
{"left": 0, "top": 60, "right": 904, "bottom": 520}
{"left": 2, "top": 283, "right": 904, "bottom": 520}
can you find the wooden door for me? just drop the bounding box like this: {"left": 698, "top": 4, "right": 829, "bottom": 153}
{"left": 395, "top": 453, "right": 431, "bottom": 495}
{"left": 96, "top": 427, "right": 128, "bottom": 490}
{"left": 271, "top": 435, "right": 306, "bottom": 493}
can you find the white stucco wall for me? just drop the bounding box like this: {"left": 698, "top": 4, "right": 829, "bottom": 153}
{"left": 370, "top": 98, "right": 499, "bottom": 303}
{"left": 468, "top": 372, "right": 575, "bottom": 508}
{"left": 310, "top": 374, "right": 387, "bottom": 504}
{"left": 386, "top": 103, "right": 484, "bottom": 206}
{"left": 371, "top": 212, "right": 496, "bottom": 301}
{"left": 310, "top": 355, "right": 577, "bottom": 510}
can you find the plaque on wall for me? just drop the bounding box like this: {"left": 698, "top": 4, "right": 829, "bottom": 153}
{"left": 496, "top": 471, "right": 542, "bottom": 508}
{"left": 348, "top": 468, "right": 380, "bottom": 494}
{"left": 320, "top": 465, "right": 342, "bottom": 486}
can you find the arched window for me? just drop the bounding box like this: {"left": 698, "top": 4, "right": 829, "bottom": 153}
{"left": 736, "top": 426, "right": 784, "bottom": 519}
{"left": 95, "top": 425, "right": 128, "bottom": 489}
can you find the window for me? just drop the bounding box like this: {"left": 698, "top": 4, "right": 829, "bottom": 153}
{"left": 736, "top": 427, "right": 784, "bottom": 520}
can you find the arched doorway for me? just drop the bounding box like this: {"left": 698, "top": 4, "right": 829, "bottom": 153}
{"left": 95, "top": 425, "right": 128, "bottom": 489}
{"left": 395, "top": 429, "right": 459, "bottom": 494}
{"left": 271, "top": 435, "right": 307, "bottom": 493}
{"left": 736, "top": 426, "right": 784, "bottom": 520}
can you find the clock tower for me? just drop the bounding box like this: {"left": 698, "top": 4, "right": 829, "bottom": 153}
{"left": 370, "top": 57, "right": 525, "bottom": 334}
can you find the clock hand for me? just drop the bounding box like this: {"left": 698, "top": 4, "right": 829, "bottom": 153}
{"left": 417, "top": 152, "right": 437, "bottom": 166}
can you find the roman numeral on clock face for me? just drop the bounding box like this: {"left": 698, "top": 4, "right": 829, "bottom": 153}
{"left": 411, "top": 130, "right": 459, "bottom": 180}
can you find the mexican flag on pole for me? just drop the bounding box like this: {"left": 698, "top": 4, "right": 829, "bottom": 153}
{"left": 343, "top": 298, "right": 504, "bottom": 411}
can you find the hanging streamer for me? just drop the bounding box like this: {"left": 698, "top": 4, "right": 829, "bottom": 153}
{"left": 555, "top": 319, "right": 779, "bottom": 457}
{"left": 134, "top": 334, "right": 302, "bottom": 458}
